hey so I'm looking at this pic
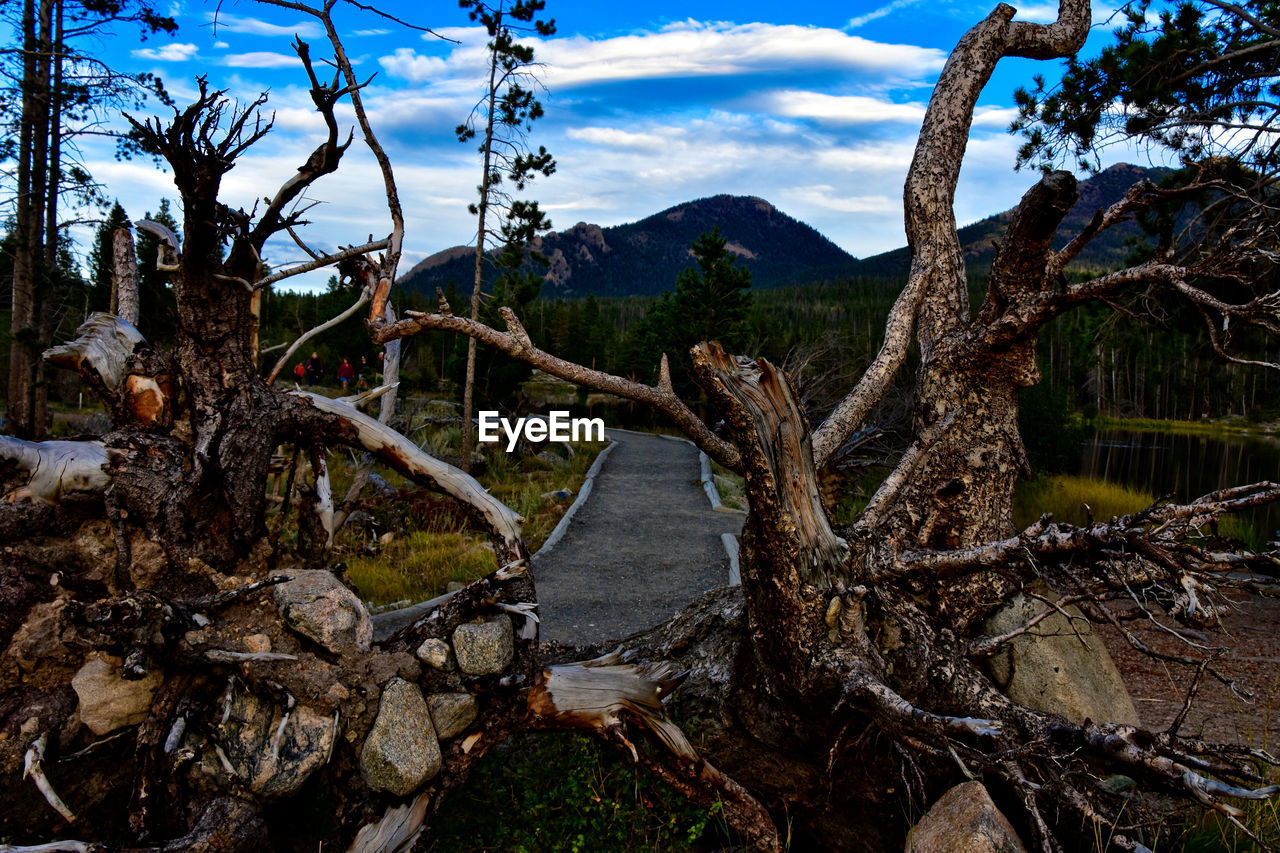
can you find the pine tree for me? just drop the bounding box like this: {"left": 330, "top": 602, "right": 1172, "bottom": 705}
{"left": 456, "top": 0, "right": 556, "bottom": 471}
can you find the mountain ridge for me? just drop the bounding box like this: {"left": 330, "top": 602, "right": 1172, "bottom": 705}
{"left": 398, "top": 164, "right": 1165, "bottom": 299}
{"left": 398, "top": 195, "right": 858, "bottom": 298}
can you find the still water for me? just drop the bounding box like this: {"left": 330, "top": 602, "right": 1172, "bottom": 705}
{"left": 1080, "top": 429, "right": 1280, "bottom": 542}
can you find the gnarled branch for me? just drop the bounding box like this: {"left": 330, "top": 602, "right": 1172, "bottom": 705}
{"left": 370, "top": 307, "right": 742, "bottom": 471}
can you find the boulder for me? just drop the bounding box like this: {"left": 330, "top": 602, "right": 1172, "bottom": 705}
{"left": 415, "top": 638, "right": 457, "bottom": 672}
{"left": 71, "top": 654, "right": 163, "bottom": 735}
{"left": 215, "top": 687, "right": 335, "bottom": 798}
{"left": 984, "top": 585, "right": 1139, "bottom": 726}
{"left": 361, "top": 678, "right": 441, "bottom": 796}
{"left": 427, "top": 692, "right": 478, "bottom": 739}
{"left": 906, "top": 781, "right": 1027, "bottom": 853}
{"left": 274, "top": 570, "right": 372, "bottom": 655}
{"left": 452, "top": 617, "right": 513, "bottom": 676}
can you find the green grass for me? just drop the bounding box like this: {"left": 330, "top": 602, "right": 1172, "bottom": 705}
{"left": 425, "top": 733, "right": 732, "bottom": 853}
{"left": 1178, "top": 795, "right": 1280, "bottom": 852}
{"left": 1014, "top": 474, "right": 1160, "bottom": 529}
{"left": 1099, "top": 415, "right": 1278, "bottom": 438}
{"left": 333, "top": 429, "right": 605, "bottom": 607}
{"left": 345, "top": 525, "right": 495, "bottom": 606}
{"left": 1014, "top": 473, "right": 1268, "bottom": 551}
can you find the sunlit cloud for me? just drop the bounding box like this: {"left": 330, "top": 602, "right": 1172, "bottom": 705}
{"left": 847, "top": 0, "right": 925, "bottom": 29}
{"left": 378, "top": 48, "right": 447, "bottom": 83}
{"left": 762, "top": 91, "right": 925, "bottom": 124}
{"left": 131, "top": 43, "right": 198, "bottom": 62}
{"left": 205, "top": 12, "right": 324, "bottom": 39}
{"left": 223, "top": 52, "right": 303, "bottom": 69}
{"left": 565, "top": 127, "right": 678, "bottom": 150}
{"left": 380, "top": 20, "right": 947, "bottom": 91}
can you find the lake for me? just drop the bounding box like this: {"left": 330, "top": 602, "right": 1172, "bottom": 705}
{"left": 1080, "top": 428, "right": 1280, "bottom": 542}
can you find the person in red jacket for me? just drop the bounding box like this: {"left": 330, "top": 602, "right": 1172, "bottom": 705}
{"left": 337, "top": 357, "right": 356, "bottom": 391}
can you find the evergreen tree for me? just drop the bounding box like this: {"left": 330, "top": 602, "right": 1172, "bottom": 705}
{"left": 456, "top": 0, "right": 556, "bottom": 469}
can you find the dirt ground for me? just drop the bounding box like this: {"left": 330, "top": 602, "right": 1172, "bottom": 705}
{"left": 1102, "top": 589, "right": 1280, "bottom": 748}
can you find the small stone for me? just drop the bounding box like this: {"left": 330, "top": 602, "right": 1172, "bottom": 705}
{"left": 360, "top": 678, "right": 441, "bottom": 796}
{"left": 244, "top": 634, "right": 271, "bottom": 654}
{"left": 216, "top": 687, "right": 335, "bottom": 798}
{"left": 427, "top": 692, "right": 478, "bottom": 739}
{"left": 415, "top": 638, "right": 457, "bottom": 672}
{"left": 325, "top": 682, "right": 351, "bottom": 704}
{"left": 445, "top": 581, "right": 466, "bottom": 593}
{"left": 906, "top": 781, "right": 1028, "bottom": 853}
{"left": 71, "top": 654, "right": 163, "bottom": 736}
{"left": 452, "top": 618, "right": 514, "bottom": 676}
{"left": 5, "top": 599, "right": 68, "bottom": 670}
{"left": 274, "top": 570, "right": 372, "bottom": 656}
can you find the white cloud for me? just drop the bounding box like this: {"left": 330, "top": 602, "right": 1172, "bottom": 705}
{"left": 971, "top": 106, "right": 1020, "bottom": 129}
{"left": 378, "top": 48, "right": 447, "bottom": 83}
{"left": 205, "top": 12, "right": 323, "bottom": 39}
{"left": 785, "top": 185, "right": 898, "bottom": 214}
{"left": 131, "top": 43, "right": 198, "bottom": 62}
{"left": 213, "top": 40, "right": 229, "bottom": 49}
{"left": 537, "top": 21, "right": 947, "bottom": 89}
{"left": 565, "top": 127, "right": 677, "bottom": 150}
{"left": 354, "top": 28, "right": 392, "bottom": 37}
{"left": 762, "top": 91, "right": 925, "bottom": 124}
{"left": 222, "top": 52, "right": 303, "bottom": 69}
{"left": 847, "top": 0, "right": 925, "bottom": 29}
{"left": 1014, "top": 1, "right": 1112, "bottom": 25}
{"left": 380, "top": 20, "right": 946, "bottom": 90}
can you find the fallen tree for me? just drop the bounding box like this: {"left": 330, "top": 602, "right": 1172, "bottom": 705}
{"left": 2, "top": 0, "right": 1280, "bottom": 851}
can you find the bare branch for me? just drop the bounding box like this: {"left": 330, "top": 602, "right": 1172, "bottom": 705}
{"left": 253, "top": 239, "right": 388, "bottom": 291}
{"left": 811, "top": 274, "right": 926, "bottom": 469}
{"left": 267, "top": 285, "right": 371, "bottom": 384}
{"left": 370, "top": 308, "right": 742, "bottom": 470}
{"left": 291, "top": 390, "right": 524, "bottom": 548}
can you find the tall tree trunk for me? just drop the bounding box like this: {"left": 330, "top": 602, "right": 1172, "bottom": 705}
{"left": 460, "top": 14, "right": 502, "bottom": 474}
{"left": 8, "top": 0, "right": 52, "bottom": 439}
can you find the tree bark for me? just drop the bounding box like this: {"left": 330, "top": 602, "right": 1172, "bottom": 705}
{"left": 8, "top": 0, "right": 53, "bottom": 440}
{"left": 111, "top": 228, "right": 139, "bottom": 326}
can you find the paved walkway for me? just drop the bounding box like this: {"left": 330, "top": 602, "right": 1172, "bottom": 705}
{"left": 533, "top": 429, "right": 745, "bottom": 645}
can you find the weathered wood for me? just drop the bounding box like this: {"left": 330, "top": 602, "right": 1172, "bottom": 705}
{"left": 111, "top": 228, "right": 139, "bottom": 326}
{"left": 0, "top": 436, "right": 109, "bottom": 503}
{"left": 291, "top": 390, "right": 523, "bottom": 548}
{"left": 43, "top": 312, "right": 143, "bottom": 394}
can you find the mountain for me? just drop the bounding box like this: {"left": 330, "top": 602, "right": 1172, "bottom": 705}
{"left": 397, "top": 195, "right": 858, "bottom": 298}
{"left": 851, "top": 163, "right": 1169, "bottom": 278}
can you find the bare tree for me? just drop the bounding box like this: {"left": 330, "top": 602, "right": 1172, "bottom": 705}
{"left": 2, "top": 1, "right": 1280, "bottom": 851}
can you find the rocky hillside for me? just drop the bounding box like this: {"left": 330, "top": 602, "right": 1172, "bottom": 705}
{"left": 398, "top": 195, "right": 858, "bottom": 298}
{"left": 851, "top": 163, "right": 1168, "bottom": 277}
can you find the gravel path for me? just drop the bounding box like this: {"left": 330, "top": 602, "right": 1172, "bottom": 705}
{"left": 533, "top": 429, "right": 745, "bottom": 645}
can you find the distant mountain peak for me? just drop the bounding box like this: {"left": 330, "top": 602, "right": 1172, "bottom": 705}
{"left": 398, "top": 194, "right": 857, "bottom": 298}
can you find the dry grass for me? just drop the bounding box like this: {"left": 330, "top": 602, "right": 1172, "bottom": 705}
{"left": 1014, "top": 474, "right": 1267, "bottom": 551}
{"left": 1014, "top": 474, "right": 1157, "bottom": 529}
{"left": 333, "top": 435, "right": 605, "bottom": 607}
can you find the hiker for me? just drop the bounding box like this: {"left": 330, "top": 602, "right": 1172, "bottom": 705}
{"left": 304, "top": 352, "right": 324, "bottom": 386}
{"left": 337, "top": 357, "right": 356, "bottom": 391}
{"left": 292, "top": 362, "right": 305, "bottom": 382}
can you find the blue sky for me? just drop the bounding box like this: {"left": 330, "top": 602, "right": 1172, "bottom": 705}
{"left": 80, "top": 0, "right": 1137, "bottom": 291}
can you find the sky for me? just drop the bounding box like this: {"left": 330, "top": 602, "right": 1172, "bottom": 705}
{"left": 75, "top": 0, "right": 1141, "bottom": 292}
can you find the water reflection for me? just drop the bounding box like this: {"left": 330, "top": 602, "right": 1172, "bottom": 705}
{"left": 1080, "top": 429, "right": 1280, "bottom": 541}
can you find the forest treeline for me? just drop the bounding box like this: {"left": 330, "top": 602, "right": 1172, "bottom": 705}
{"left": 3, "top": 202, "right": 1276, "bottom": 431}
